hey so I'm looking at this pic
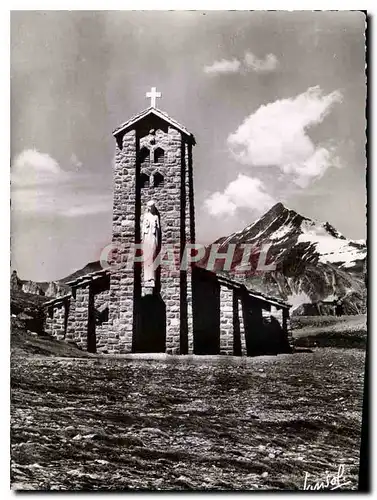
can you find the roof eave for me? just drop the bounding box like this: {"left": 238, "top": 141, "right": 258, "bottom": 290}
{"left": 112, "top": 107, "right": 196, "bottom": 144}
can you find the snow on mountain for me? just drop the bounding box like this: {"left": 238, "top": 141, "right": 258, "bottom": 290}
{"left": 216, "top": 202, "right": 366, "bottom": 273}
{"left": 297, "top": 219, "right": 366, "bottom": 269}
{"left": 212, "top": 203, "right": 367, "bottom": 314}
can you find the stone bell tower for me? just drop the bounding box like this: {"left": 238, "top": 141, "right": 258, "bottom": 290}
{"left": 108, "top": 88, "right": 196, "bottom": 354}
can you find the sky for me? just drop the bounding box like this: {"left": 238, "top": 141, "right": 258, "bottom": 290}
{"left": 10, "top": 10, "right": 367, "bottom": 281}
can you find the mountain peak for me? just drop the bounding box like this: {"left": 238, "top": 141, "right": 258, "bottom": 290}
{"left": 262, "top": 202, "right": 302, "bottom": 221}
{"left": 267, "top": 202, "right": 289, "bottom": 215}
{"left": 212, "top": 203, "right": 366, "bottom": 312}
{"left": 255, "top": 202, "right": 303, "bottom": 230}
{"left": 215, "top": 201, "right": 366, "bottom": 271}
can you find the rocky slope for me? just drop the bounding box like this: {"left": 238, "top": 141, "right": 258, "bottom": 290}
{"left": 11, "top": 271, "right": 69, "bottom": 298}
{"left": 12, "top": 259, "right": 103, "bottom": 296}
{"left": 11, "top": 288, "right": 49, "bottom": 335}
{"left": 205, "top": 203, "right": 367, "bottom": 314}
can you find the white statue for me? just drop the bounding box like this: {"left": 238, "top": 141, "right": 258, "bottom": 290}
{"left": 142, "top": 200, "right": 160, "bottom": 287}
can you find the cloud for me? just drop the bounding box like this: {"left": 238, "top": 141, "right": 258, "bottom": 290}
{"left": 204, "top": 51, "right": 279, "bottom": 76}
{"left": 282, "top": 147, "right": 341, "bottom": 188}
{"left": 204, "top": 174, "right": 275, "bottom": 217}
{"left": 11, "top": 149, "right": 63, "bottom": 187}
{"left": 244, "top": 52, "right": 279, "bottom": 72}
{"left": 227, "top": 86, "right": 342, "bottom": 186}
{"left": 204, "top": 192, "right": 237, "bottom": 216}
{"left": 204, "top": 58, "right": 242, "bottom": 74}
{"left": 11, "top": 149, "right": 112, "bottom": 217}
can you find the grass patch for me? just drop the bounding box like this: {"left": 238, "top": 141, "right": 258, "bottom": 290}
{"left": 292, "top": 315, "right": 367, "bottom": 349}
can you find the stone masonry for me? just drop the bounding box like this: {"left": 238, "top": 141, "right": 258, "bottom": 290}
{"left": 44, "top": 103, "right": 291, "bottom": 356}
{"left": 104, "top": 109, "right": 197, "bottom": 355}
{"left": 108, "top": 129, "right": 137, "bottom": 354}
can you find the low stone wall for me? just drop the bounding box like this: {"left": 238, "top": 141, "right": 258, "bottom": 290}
{"left": 186, "top": 270, "right": 194, "bottom": 354}
{"left": 45, "top": 283, "right": 111, "bottom": 353}
{"left": 219, "top": 285, "right": 234, "bottom": 355}
{"left": 67, "top": 286, "right": 90, "bottom": 350}
{"left": 235, "top": 293, "right": 247, "bottom": 356}
{"left": 95, "top": 289, "right": 110, "bottom": 353}
{"left": 218, "top": 286, "right": 253, "bottom": 356}
{"left": 45, "top": 299, "right": 69, "bottom": 341}
{"left": 161, "top": 274, "right": 181, "bottom": 355}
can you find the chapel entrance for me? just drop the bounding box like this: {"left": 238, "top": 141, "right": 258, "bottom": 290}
{"left": 192, "top": 270, "right": 221, "bottom": 355}
{"left": 134, "top": 294, "right": 166, "bottom": 353}
{"left": 243, "top": 303, "right": 264, "bottom": 356}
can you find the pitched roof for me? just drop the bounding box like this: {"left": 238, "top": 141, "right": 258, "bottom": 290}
{"left": 194, "top": 266, "right": 290, "bottom": 309}
{"left": 44, "top": 293, "right": 71, "bottom": 307}
{"left": 218, "top": 274, "right": 290, "bottom": 309}
{"left": 45, "top": 269, "right": 110, "bottom": 308}
{"left": 112, "top": 107, "right": 196, "bottom": 144}
{"left": 65, "top": 268, "right": 110, "bottom": 287}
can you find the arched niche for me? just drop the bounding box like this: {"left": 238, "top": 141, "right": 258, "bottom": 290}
{"left": 139, "top": 146, "right": 150, "bottom": 164}
{"left": 140, "top": 172, "right": 150, "bottom": 188}
{"left": 153, "top": 171, "right": 164, "bottom": 188}
{"left": 153, "top": 147, "right": 165, "bottom": 164}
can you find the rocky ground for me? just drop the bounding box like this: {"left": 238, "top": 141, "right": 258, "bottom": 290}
{"left": 11, "top": 344, "right": 365, "bottom": 491}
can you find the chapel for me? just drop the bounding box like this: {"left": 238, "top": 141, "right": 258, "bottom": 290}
{"left": 45, "top": 89, "right": 291, "bottom": 356}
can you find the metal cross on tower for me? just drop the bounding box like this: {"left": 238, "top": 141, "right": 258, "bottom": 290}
{"left": 146, "top": 86, "right": 162, "bottom": 108}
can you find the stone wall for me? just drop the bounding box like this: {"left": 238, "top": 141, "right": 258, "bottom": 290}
{"left": 219, "top": 285, "right": 234, "bottom": 355}
{"left": 108, "top": 122, "right": 196, "bottom": 354}
{"left": 148, "top": 127, "right": 182, "bottom": 354}
{"left": 218, "top": 286, "right": 248, "bottom": 356}
{"left": 68, "top": 285, "right": 91, "bottom": 350}
{"left": 186, "top": 271, "right": 194, "bottom": 354}
{"left": 45, "top": 282, "right": 110, "bottom": 353}
{"left": 45, "top": 309, "right": 53, "bottom": 336}
{"left": 45, "top": 300, "right": 68, "bottom": 341}
{"left": 138, "top": 126, "right": 182, "bottom": 353}
{"left": 133, "top": 123, "right": 195, "bottom": 354}
{"left": 184, "top": 141, "right": 194, "bottom": 354}
{"left": 109, "top": 129, "right": 137, "bottom": 353}
{"left": 237, "top": 295, "right": 247, "bottom": 356}
{"left": 95, "top": 289, "right": 110, "bottom": 353}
